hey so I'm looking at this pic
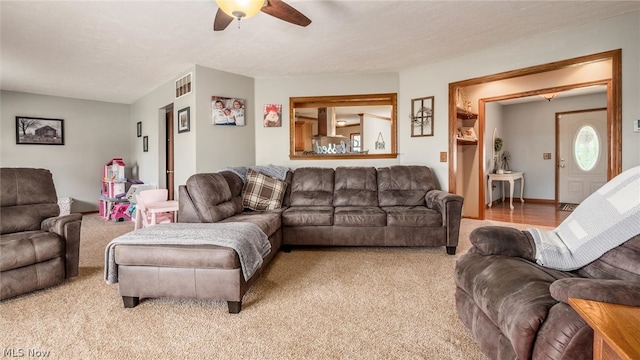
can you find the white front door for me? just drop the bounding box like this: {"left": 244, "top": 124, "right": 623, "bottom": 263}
{"left": 557, "top": 109, "right": 607, "bottom": 204}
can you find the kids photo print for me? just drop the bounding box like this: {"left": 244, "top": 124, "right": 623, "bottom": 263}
{"left": 212, "top": 96, "right": 245, "bottom": 126}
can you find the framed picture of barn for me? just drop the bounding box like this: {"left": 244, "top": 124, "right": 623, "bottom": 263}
{"left": 15, "top": 116, "right": 64, "bottom": 145}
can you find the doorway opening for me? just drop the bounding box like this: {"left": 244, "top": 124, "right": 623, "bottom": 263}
{"left": 162, "top": 104, "right": 175, "bottom": 200}
{"left": 448, "top": 49, "right": 622, "bottom": 221}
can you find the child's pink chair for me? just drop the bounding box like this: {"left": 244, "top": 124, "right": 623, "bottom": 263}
{"left": 134, "top": 189, "right": 174, "bottom": 230}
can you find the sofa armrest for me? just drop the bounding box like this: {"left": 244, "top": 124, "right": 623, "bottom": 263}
{"left": 42, "top": 213, "right": 82, "bottom": 278}
{"left": 425, "top": 190, "right": 463, "bottom": 251}
{"left": 468, "top": 226, "right": 536, "bottom": 261}
{"left": 550, "top": 278, "right": 640, "bottom": 307}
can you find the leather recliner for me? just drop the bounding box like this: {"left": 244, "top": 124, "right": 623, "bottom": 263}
{"left": 1, "top": 168, "right": 82, "bottom": 300}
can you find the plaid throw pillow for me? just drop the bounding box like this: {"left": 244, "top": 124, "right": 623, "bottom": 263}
{"left": 241, "top": 169, "right": 287, "bottom": 211}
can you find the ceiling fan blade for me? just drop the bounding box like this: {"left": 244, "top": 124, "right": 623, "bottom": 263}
{"left": 261, "top": 0, "right": 311, "bottom": 27}
{"left": 213, "top": 8, "right": 234, "bottom": 31}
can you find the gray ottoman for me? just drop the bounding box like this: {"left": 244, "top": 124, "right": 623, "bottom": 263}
{"left": 114, "top": 243, "right": 253, "bottom": 313}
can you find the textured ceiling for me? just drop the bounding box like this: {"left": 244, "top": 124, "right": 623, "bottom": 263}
{"left": 1, "top": 1, "right": 639, "bottom": 104}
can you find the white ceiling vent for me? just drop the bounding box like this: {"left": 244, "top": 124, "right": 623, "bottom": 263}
{"left": 175, "top": 73, "right": 192, "bottom": 99}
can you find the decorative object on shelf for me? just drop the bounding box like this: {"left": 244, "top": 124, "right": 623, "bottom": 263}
{"left": 136, "top": 122, "right": 142, "bottom": 137}
{"left": 411, "top": 96, "right": 434, "bottom": 137}
{"left": 501, "top": 151, "right": 511, "bottom": 171}
{"left": 15, "top": 116, "right": 64, "bottom": 145}
{"left": 143, "top": 136, "right": 148, "bottom": 152}
{"left": 263, "top": 104, "right": 282, "bottom": 127}
{"left": 175, "top": 72, "right": 192, "bottom": 99}
{"left": 456, "top": 88, "right": 473, "bottom": 114}
{"left": 178, "top": 107, "right": 190, "bottom": 133}
{"left": 375, "top": 132, "right": 385, "bottom": 150}
{"left": 212, "top": 96, "right": 245, "bottom": 126}
{"left": 461, "top": 127, "right": 477, "bottom": 141}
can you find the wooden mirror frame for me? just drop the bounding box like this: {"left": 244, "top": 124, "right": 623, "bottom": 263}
{"left": 289, "top": 93, "right": 398, "bottom": 160}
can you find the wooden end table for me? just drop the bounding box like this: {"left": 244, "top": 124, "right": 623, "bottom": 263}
{"left": 568, "top": 297, "right": 640, "bottom": 360}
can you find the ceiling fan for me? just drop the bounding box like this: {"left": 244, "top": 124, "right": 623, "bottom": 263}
{"left": 214, "top": 0, "right": 312, "bottom": 31}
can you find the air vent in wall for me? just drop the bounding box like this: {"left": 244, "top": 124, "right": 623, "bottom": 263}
{"left": 175, "top": 73, "right": 192, "bottom": 99}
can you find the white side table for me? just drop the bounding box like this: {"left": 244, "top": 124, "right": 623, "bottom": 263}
{"left": 487, "top": 172, "right": 525, "bottom": 210}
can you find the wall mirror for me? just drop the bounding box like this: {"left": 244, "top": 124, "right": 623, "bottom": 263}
{"left": 289, "top": 93, "right": 398, "bottom": 160}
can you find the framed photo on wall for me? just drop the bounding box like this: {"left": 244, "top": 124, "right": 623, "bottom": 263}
{"left": 137, "top": 122, "right": 142, "bottom": 137}
{"left": 15, "top": 116, "right": 64, "bottom": 145}
{"left": 212, "top": 96, "right": 245, "bottom": 126}
{"left": 143, "top": 136, "right": 148, "bottom": 152}
{"left": 178, "top": 107, "right": 190, "bottom": 133}
{"left": 411, "top": 96, "right": 434, "bottom": 137}
{"left": 263, "top": 104, "right": 282, "bottom": 127}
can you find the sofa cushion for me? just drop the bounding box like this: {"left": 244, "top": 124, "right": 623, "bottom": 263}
{"left": 223, "top": 210, "right": 283, "bottom": 238}
{"left": 0, "top": 168, "right": 58, "bottom": 207}
{"left": 1, "top": 168, "right": 60, "bottom": 234}
{"left": 334, "top": 207, "right": 386, "bottom": 227}
{"left": 455, "top": 251, "right": 574, "bottom": 360}
{"left": 282, "top": 206, "right": 334, "bottom": 226}
{"left": 0, "top": 231, "right": 62, "bottom": 271}
{"left": 186, "top": 173, "right": 241, "bottom": 222}
{"left": 218, "top": 171, "right": 245, "bottom": 198}
{"left": 377, "top": 166, "right": 436, "bottom": 206}
{"left": 1, "top": 204, "right": 60, "bottom": 235}
{"left": 576, "top": 234, "right": 640, "bottom": 281}
{"left": 333, "top": 167, "right": 378, "bottom": 206}
{"left": 382, "top": 206, "right": 442, "bottom": 227}
{"left": 114, "top": 244, "right": 240, "bottom": 269}
{"left": 289, "top": 168, "right": 334, "bottom": 206}
{"left": 241, "top": 169, "right": 287, "bottom": 211}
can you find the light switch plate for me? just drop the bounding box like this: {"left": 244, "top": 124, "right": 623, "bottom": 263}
{"left": 634, "top": 119, "right": 640, "bottom": 132}
{"left": 440, "top": 152, "right": 447, "bottom": 162}
{"left": 543, "top": 153, "right": 552, "bottom": 160}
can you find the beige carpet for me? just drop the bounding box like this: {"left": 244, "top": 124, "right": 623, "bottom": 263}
{"left": 1, "top": 214, "right": 541, "bottom": 359}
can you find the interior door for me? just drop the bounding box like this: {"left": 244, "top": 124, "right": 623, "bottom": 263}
{"left": 557, "top": 109, "right": 607, "bottom": 204}
{"left": 165, "top": 106, "right": 175, "bottom": 200}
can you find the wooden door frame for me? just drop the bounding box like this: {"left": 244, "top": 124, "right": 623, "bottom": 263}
{"left": 448, "top": 49, "right": 622, "bottom": 219}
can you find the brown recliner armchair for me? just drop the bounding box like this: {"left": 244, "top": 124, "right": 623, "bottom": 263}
{"left": 1, "top": 168, "right": 82, "bottom": 300}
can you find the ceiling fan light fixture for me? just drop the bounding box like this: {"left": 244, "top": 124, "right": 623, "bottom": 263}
{"left": 215, "top": 0, "right": 264, "bottom": 20}
{"left": 336, "top": 120, "right": 347, "bottom": 127}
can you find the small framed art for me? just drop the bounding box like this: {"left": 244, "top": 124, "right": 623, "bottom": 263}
{"left": 143, "top": 136, "right": 148, "bottom": 152}
{"left": 263, "top": 104, "right": 282, "bottom": 127}
{"left": 411, "top": 96, "right": 434, "bottom": 137}
{"left": 178, "top": 107, "right": 190, "bottom": 133}
{"left": 137, "top": 122, "right": 142, "bottom": 137}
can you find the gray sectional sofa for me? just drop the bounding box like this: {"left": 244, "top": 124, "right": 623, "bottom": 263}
{"left": 180, "top": 165, "right": 464, "bottom": 252}
{"left": 113, "top": 165, "right": 463, "bottom": 313}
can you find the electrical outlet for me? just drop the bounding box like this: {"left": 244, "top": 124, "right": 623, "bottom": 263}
{"left": 440, "top": 152, "right": 447, "bottom": 162}
{"left": 543, "top": 153, "right": 552, "bottom": 160}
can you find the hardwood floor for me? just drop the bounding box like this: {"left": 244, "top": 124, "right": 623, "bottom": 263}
{"left": 483, "top": 200, "right": 571, "bottom": 228}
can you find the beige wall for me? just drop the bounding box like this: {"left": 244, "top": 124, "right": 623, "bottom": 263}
{"left": 0, "top": 90, "right": 130, "bottom": 212}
